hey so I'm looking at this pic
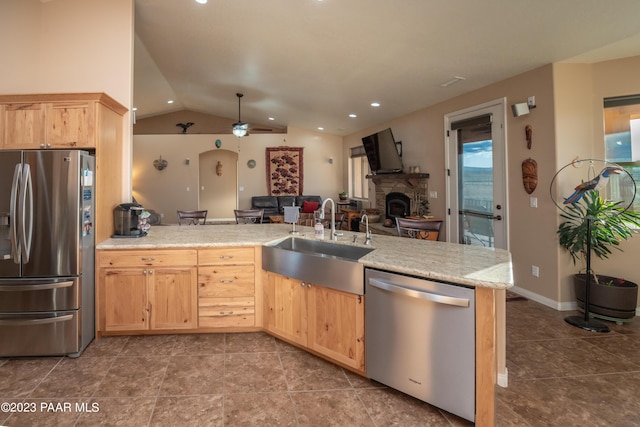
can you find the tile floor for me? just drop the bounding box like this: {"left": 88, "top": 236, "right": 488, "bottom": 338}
{"left": 1, "top": 298, "right": 639, "bottom": 426}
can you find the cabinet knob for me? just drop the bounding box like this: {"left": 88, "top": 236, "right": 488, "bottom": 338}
{"left": 307, "top": 283, "right": 312, "bottom": 288}
{"left": 143, "top": 270, "right": 147, "bottom": 275}
{"left": 300, "top": 282, "right": 305, "bottom": 287}
{"left": 148, "top": 270, "right": 153, "bottom": 275}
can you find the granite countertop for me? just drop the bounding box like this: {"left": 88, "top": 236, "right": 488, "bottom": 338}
{"left": 97, "top": 224, "right": 513, "bottom": 290}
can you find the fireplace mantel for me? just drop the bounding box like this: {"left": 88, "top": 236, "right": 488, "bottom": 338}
{"left": 366, "top": 172, "right": 430, "bottom": 187}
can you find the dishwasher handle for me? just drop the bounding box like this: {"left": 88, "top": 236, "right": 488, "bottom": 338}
{"left": 368, "top": 278, "right": 470, "bottom": 307}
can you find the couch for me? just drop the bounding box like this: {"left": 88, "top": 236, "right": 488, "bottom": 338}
{"left": 251, "top": 195, "right": 323, "bottom": 222}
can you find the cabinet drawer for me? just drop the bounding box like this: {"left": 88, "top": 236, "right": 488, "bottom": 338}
{"left": 198, "top": 247, "right": 255, "bottom": 265}
{"left": 199, "top": 297, "right": 255, "bottom": 327}
{"left": 99, "top": 250, "right": 197, "bottom": 268}
{"left": 198, "top": 265, "right": 254, "bottom": 297}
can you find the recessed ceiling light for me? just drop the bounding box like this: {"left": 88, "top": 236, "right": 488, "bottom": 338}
{"left": 195, "top": 0, "right": 207, "bottom": 4}
{"left": 371, "top": 102, "right": 380, "bottom": 107}
{"left": 317, "top": 127, "right": 324, "bottom": 131}
{"left": 167, "top": 100, "right": 174, "bottom": 104}
{"left": 268, "top": 117, "right": 275, "bottom": 121}
{"left": 132, "top": 107, "right": 137, "bottom": 111}
{"left": 349, "top": 114, "right": 357, "bottom": 118}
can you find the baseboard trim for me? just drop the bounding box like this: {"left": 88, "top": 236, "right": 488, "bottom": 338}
{"left": 497, "top": 368, "right": 508, "bottom": 388}
{"left": 509, "top": 286, "right": 639, "bottom": 315}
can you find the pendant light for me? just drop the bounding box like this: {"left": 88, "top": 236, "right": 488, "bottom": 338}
{"left": 232, "top": 93, "right": 248, "bottom": 137}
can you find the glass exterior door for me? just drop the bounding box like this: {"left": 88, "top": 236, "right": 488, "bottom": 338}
{"left": 446, "top": 100, "right": 507, "bottom": 250}
{"left": 458, "top": 133, "right": 496, "bottom": 247}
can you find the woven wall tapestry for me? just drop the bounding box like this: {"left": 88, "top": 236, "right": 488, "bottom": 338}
{"left": 266, "top": 146, "right": 304, "bottom": 196}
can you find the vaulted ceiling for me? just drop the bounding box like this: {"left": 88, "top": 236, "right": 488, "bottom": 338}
{"left": 134, "top": 0, "right": 640, "bottom": 135}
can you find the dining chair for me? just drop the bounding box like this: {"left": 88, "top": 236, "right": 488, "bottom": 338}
{"left": 321, "top": 212, "right": 345, "bottom": 230}
{"left": 234, "top": 209, "right": 264, "bottom": 224}
{"left": 396, "top": 217, "right": 442, "bottom": 241}
{"left": 177, "top": 210, "right": 208, "bottom": 225}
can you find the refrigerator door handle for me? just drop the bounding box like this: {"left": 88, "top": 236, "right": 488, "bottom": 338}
{"left": 19, "top": 163, "right": 34, "bottom": 264}
{"left": 0, "top": 280, "right": 74, "bottom": 292}
{"left": 0, "top": 314, "right": 74, "bottom": 326}
{"left": 9, "top": 164, "right": 21, "bottom": 264}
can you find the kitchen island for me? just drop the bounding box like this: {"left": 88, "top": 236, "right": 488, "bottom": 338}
{"left": 97, "top": 224, "right": 512, "bottom": 289}
{"left": 97, "top": 224, "right": 512, "bottom": 426}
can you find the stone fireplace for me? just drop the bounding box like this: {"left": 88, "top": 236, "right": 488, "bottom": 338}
{"left": 370, "top": 173, "right": 429, "bottom": 219}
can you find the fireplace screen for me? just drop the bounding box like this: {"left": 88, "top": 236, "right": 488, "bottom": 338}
{"left": 385, "top": 192, "right": 410, "bottom": 219}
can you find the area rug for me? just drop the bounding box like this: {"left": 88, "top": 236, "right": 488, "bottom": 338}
{"left": 266, "top": 146, "right": 304, "bottom": 196}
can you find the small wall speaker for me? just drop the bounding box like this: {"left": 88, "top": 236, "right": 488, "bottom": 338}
{"left": 511, "top": 103, "right": 530, "bottom": 117}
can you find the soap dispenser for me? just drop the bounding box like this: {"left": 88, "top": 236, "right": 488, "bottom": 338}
{"left": 314, "top": 217, "right": 325, "bottom": 240}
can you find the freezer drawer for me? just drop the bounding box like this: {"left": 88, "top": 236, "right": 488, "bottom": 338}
{"left": 365, "top": 269, "right": 476, "bottom": 422}
{"left": 0, "top": 310, "right": 82, "bottom": 357}
{"left": 0, "top": 277, "right": 80, "bottom": 312}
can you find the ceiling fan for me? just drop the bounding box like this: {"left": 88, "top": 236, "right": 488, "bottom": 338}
{"left": 232, "top": 93, "right": 275, "bottom": 137}
{"left": 232, "top": 93, "right": 248, "bottom": 137}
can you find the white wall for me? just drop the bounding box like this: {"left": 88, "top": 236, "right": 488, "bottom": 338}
{"left": 133, "top": 127, "right": 344, "bottom": 223}
{"left": 0, "top": 0, "right": 134, "bottom": 199}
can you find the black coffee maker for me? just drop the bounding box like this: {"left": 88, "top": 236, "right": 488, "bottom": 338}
{"left": 113, "top": 203, "right": 145, "bottom": 237}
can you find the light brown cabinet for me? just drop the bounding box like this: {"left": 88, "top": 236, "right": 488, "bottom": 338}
{"left": 198, "top": 247, "right": 257, "bottom": 328}
{"left": 0, "top": 93, "right": 127, "bottom": 243}
{"left": 97, "top": 250, "right": 198, "bottom": 334}
{"left": 264, "top": 272, "right": 365, "bottom": 372}
{"left": 1, "top": 100, "right": 96, "bottom": 149}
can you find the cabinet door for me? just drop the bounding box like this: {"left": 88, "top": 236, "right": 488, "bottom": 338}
{"left": 149, "top": 266, "right": 198, "bottom": 330}
{"left": 44, "top": 102, "right": 94, "bottom": 148}
{"left": 308, "top": 285, "right": 365, "bottom": 372}
{"left": 101, "top": 268, "right": 148, "bottom": 332}
{"left": 0, "top": 103, "right": 45, "bottom": 149}
{"left": 264, "top": 273, "right": 308, "bottom": 346}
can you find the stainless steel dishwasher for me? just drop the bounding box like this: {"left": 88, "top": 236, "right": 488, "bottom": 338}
{"left": 365, "top": 268, "right": 476, "bottom": 422}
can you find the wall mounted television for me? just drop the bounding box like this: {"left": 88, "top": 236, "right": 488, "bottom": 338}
{"left": 361, "top": 128, "right": 404, "bottom": 174}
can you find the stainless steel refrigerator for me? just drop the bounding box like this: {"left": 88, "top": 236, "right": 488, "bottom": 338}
{"left": 0, "top": 150, "right": 95, "bottom": 357}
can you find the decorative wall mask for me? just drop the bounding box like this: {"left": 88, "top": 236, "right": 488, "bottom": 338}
{"left": 215, "top": 139, "right": 222, "bottom": 148}
{"left": 153, "top": 156, "right": 168, "bottom": 171}
{"left": 525, "top": 125, "right": 533, "bottom": 149}
{"left": 522, "top": 158, "right": 538, "bottom": 194}
{"left": 216, "top": 161, "right": 223, "bottom": 176}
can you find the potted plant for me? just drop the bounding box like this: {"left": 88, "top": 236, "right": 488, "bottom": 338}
{"left": 338, "top": 191, "right": 348, "bottom": 201}
{"left": 558, "top": 189, "right": 640, "bottom": 321}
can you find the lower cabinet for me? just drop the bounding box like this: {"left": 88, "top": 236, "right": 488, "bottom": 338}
{"left": 97, "top": 250, "right": 198, "bottom": 333}
{"left": 264, "top": 272, "right": 365, "bottom": 372}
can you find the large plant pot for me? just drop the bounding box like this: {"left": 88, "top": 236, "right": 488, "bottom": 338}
{"left": 574, "top": 273, "right": 638, "bottom": 320}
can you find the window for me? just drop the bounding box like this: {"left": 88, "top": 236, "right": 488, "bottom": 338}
{"left": 349, "top": 146, "right": 369, "bottom": 199}
{"left": 604, "top": 95, "right": 640, "bottom": 211}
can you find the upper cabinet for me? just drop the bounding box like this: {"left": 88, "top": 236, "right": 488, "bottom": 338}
{"left": 0, "top": 93, "right": 128, "bottom": 242}
{"left": 0, "top": 93, "right": 126, "bottom": 150}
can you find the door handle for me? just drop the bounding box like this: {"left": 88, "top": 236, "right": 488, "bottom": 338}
{"left": 0, "top": 314, "right": 74, "bottom": 326}
{"left": 10, "top": 164, "right": 21, "bottom": 264}
{"left": 19, "top": 163, "right": 33, "bottom": 263}
{"left": 493, "top": 215, "right": 502, "bottom": 220}
{"left": 0, "top": 280, "right": 73, "bottom": 292}
{"left": 368, "top": 278, "right": 470, "bottom": 307}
